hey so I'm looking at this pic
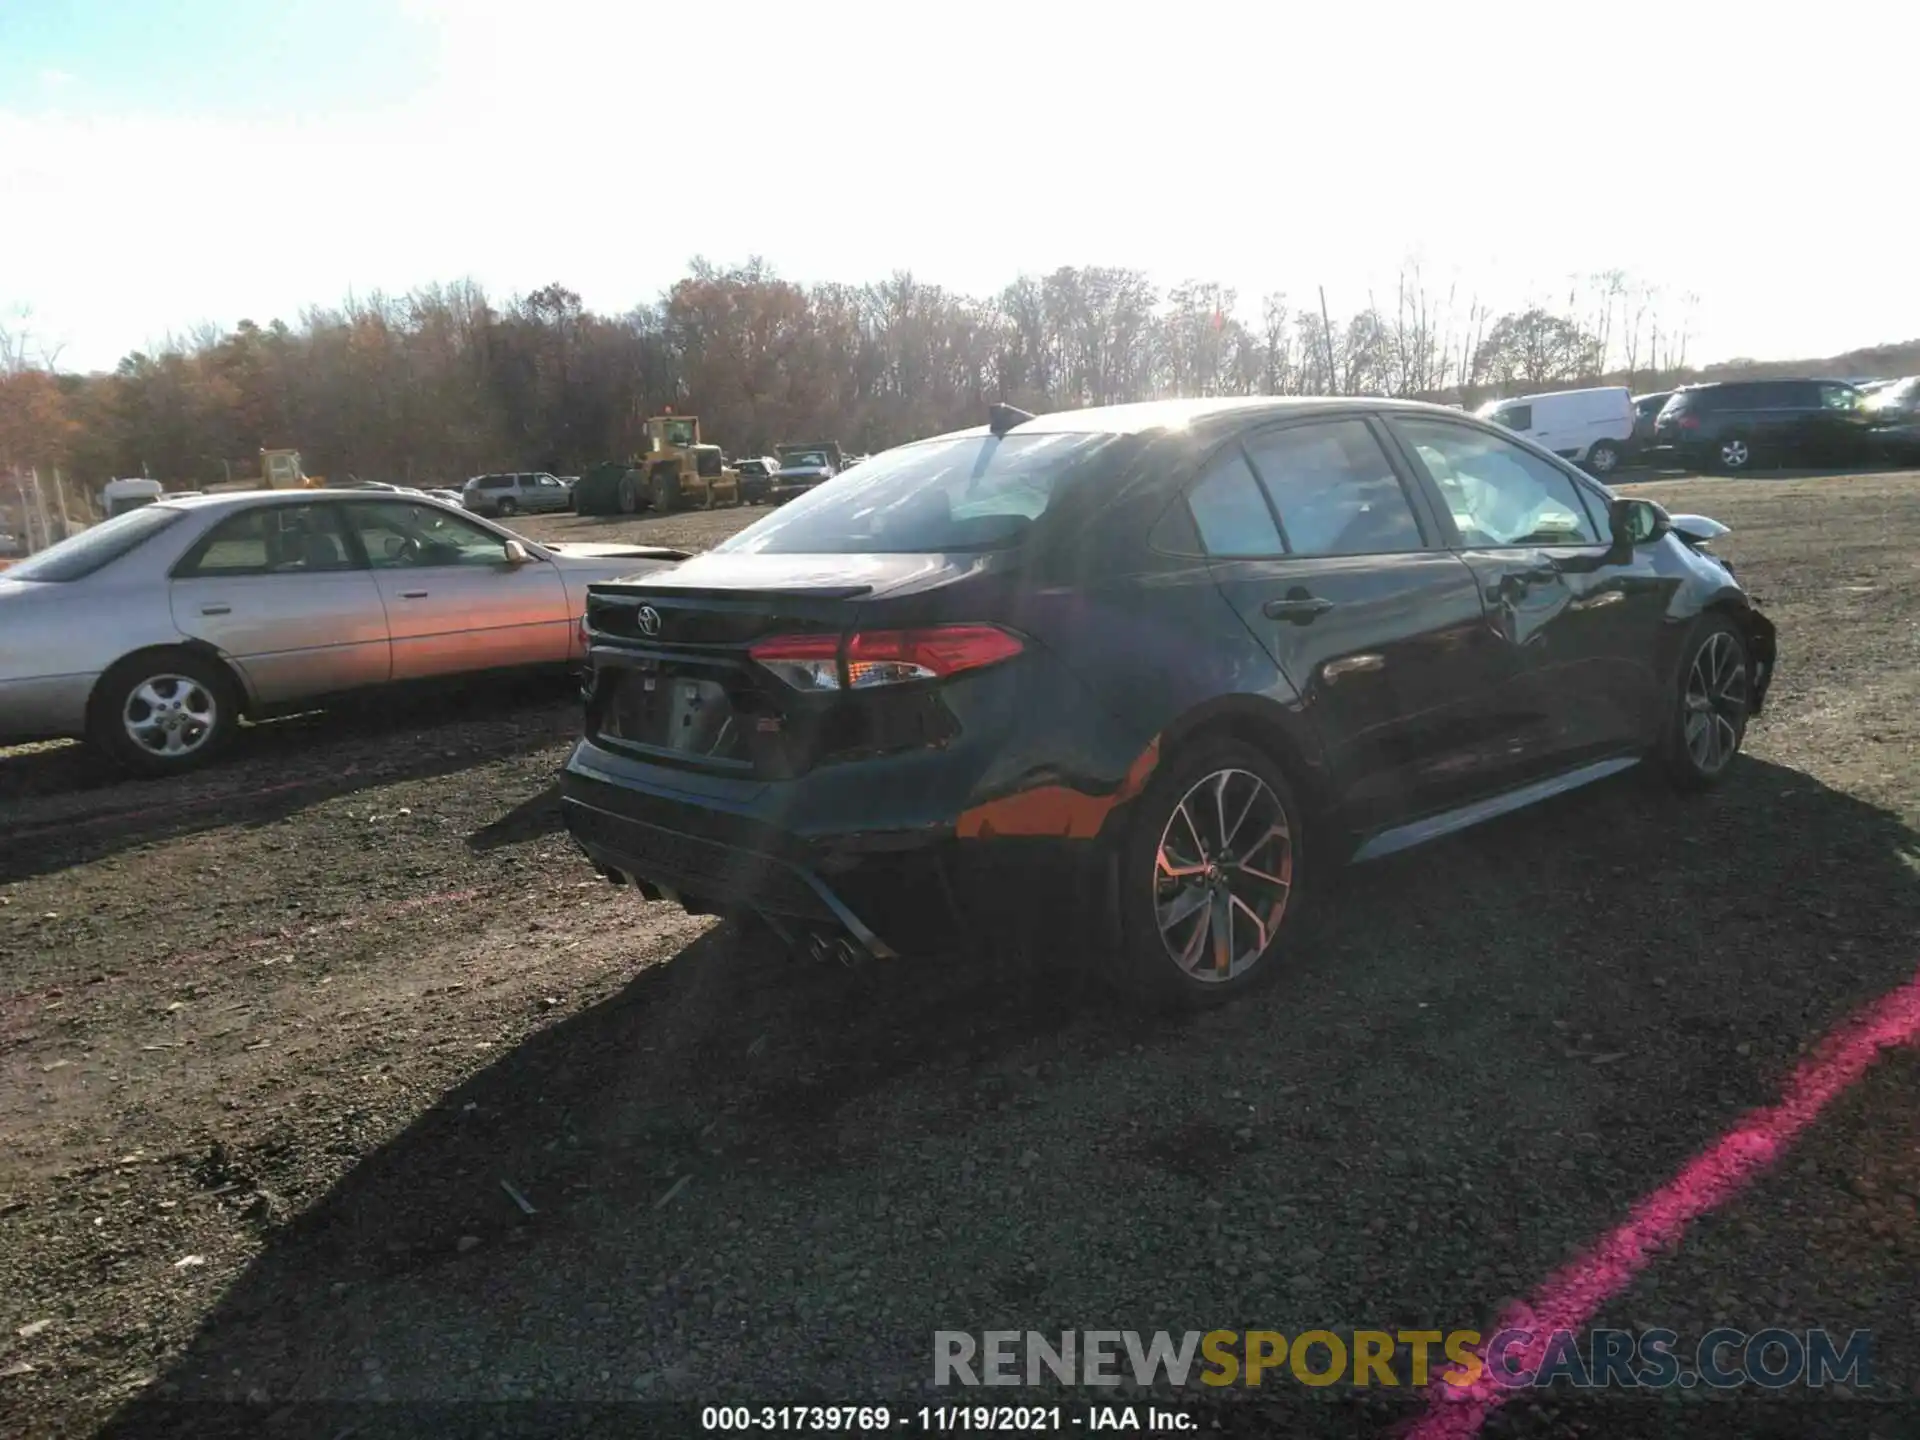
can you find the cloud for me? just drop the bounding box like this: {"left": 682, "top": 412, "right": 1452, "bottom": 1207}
{"left": 38, "top": 69, "right": 75, "bottom": 89}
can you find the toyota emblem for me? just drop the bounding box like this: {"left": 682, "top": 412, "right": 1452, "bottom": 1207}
{"left": 636, "top": 605, "right": 662, "bottom": 638}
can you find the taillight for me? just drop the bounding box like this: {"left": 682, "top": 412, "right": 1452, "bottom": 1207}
{"left": 750, "top": 625, "right": 1025, "bottom": 691}
{"left": 1676, "top": 414, "right": 1700, "bottom": 431}
{"left": 748, "top": 633, "right": 843, "bottom": 691}
{"left": 847, "top": 626, "right": 1025, "bottom": 688}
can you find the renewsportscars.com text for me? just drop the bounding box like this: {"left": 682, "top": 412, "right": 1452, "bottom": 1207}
{"left": 933, "top": 1328, "right": 1872, "bottom": 1390}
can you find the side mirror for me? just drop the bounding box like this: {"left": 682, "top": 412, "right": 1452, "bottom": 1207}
{"left": 502, "top": 539, "right": 530, "bottom": 565}
{"left": 1609, "top": 497, "right": 1669, "bottom": 547}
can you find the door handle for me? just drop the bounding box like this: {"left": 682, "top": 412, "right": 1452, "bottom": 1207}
{"left": 400, "top": 590, "right": 429, "bottom": 599}
{"left": 199, "top": 604, "right": 231, "bottom": 616}
{"left": 1263, "top": 596, "right": 1335, "bottom": 622}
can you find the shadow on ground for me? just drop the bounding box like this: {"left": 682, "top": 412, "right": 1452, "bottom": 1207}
{"left": 0, "top": 676, "right": 579, "bottom": 883}
{"left": 97, "top": 758, "right": 1920, "bottom": 1440}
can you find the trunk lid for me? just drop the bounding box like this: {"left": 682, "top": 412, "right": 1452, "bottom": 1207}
{"left": 582, "top": 551, "right": 1007, "bottom": 777}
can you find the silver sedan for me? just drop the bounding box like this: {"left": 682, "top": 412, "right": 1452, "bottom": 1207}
{"left": 0, "top": 490, "right": 686, "bottom": 773}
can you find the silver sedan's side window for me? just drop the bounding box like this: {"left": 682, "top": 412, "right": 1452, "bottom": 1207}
{"left": 175, "top": 504, "right": 357, "bottom": 577}
{"left": 346, "top": 501, "right": 515, "bottom": 569}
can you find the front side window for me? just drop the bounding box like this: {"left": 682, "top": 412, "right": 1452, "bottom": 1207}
{"left": 176, "top": 503, "right": 356, "bottom": 576}
{"left": 1392, "top": 419, "right": 1601, "bottom": 548}
{"left": 346, "top": 501, "right": 517, "bottom": 569}
{"left": 716, "top": 431, "right": 1120, "bottom": 554}
{"left": 1185, "top": 450, "right": 1285, "bottom": 558}
{"left": 4, "top": 504, "right": 185, "bottom": 583}
{"left": 1242, "top": 420, "right": 1424, "bottom": 557}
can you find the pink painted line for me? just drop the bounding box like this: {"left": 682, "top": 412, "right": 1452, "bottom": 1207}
{"left": 1408, "top": 967, "right": 1920, "bottom": 1439}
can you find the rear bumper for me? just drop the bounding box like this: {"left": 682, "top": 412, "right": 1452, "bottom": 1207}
{"left": 0, "top": 672, "right": 98, "bottom": 744}
{"left": 561, "top": 755, "right": 1053, "bottom": 958}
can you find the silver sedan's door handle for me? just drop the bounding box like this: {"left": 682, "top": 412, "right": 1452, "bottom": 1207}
{"left": 200, "top": 604, "right": 231, "bottom": 616}
{"left": 400, "top": 590, "right": 429, "bottom": 599}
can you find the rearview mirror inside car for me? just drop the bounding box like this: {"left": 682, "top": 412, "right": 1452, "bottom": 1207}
{"left": 502, "top": 539, "right": 530, "bottom": 564}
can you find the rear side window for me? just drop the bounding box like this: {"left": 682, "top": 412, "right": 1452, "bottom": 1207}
{"left": 1488, "top": 403, "right": 1533, "bottom": 431}
{"left": 1818, "top": 383, "right": 1859, "bottom": 410}
{"left": 176, "top": 502, "right": 357, "bottom": 576}
{"left": 1242, "top": 420, "right": 1424, "bottom": 557}
{"left": 1185, "top": 450, "right": 1285, "bottom": 557}
{"left": 480, "top": 476, "right": 513, "bottom": 489}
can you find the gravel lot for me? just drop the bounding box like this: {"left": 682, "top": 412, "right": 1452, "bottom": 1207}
{"left": 2, "top": 471, "right": 1917, "bottom": 1439}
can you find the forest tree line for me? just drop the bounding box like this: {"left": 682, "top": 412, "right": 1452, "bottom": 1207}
{"left": 2, "top": 259, "right": 1915, "bottom": 501}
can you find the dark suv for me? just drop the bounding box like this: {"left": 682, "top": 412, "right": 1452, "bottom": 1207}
{"left": 1651, "top": 379, "right": 1872, "bottom": 472}
{"left": 562, "top": 398, "right": 1775, "bottom": 1007}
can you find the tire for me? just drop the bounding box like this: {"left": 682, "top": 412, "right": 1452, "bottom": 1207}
{"left": 1659, "top": 614, "right": 1751, "bottom": 790}
{"left": 1712, "top": 435, "right": 1753, "bottom": 473}
{"left": 1114, "top": 737, "right": 1306, "bottom": 1008}
{"left": 617, "top": 475, "right": 639, "bottom": 515}
{"left": 497, "top": 497, "right": 519, "bottom": 517}
{"left": 651, "top": 470, "right": 680, "bottom": 513}
{"left": 1585, "top": 440, "right": 1622, "bottom": 477}
{"left": 90, "top": 649, "right": 239, "bottom": 776}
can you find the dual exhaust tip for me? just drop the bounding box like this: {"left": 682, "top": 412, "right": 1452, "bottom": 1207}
{"left": 596, "top": 864, "right": 872, "bottom": 966}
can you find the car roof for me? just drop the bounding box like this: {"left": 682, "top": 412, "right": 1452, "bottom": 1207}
{"left": 918, "top": 395, "right": 1474, "bottom": 444}
{"left": 152, "top": 489, "right": 463, "bottom": 515}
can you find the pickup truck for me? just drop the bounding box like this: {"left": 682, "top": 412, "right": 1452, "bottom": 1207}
{"left": 768, "top": 442, "right": 846, "bottom": 503}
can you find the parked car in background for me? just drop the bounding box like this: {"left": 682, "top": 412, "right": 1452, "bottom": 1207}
{"left": 1476, "top": 386, "right": 1635, "bottom": 476}
{"left": 768, "top": 442, "right": 846, "bottom": 502}
{"left": 1864, "top": 376, "right": 1920, "bottom": 461}
{"left": 564, "top": 397, "right": 1774, "bottom": 1005}
{"left": 1629, "top": 392, "right": 1674, "bottom": 461}
{"left": 0, "top": 491, "right": 686, "bottom": 773}
{"left": 426, "top": 487, "right": 465, "bottom": 505}
{"left": 732, "top": 456, "right": 782, "bottom": 504}
{"left": 1651, "top": 379, "right": 1873, "bottom": 472}
{"left": 463, "top": 471, "right": 575, "bottom": 517}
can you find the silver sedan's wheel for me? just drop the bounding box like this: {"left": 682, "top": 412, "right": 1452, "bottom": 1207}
{"left": 1153, "top": 767, "right": 1294, "bottom": 983}
{"left": 1682, "top": 630, "right": 1748, "bottom": 778}
{"left": 123, "top": 673, "right": 219, "bottom": 759}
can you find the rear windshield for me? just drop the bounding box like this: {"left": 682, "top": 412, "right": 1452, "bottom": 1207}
{"left": 716, "top": 432, "right": 1119, "bottom": 554}
{"left": 4, "top": 504, "right": 186, "bottom": 582}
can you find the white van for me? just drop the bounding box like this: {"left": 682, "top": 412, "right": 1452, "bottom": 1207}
{"left": 1476, "top": 386, "right": 1636, "bottom": 476}
{"left": 100, "top": 478, "right": 166, "bottom": 518}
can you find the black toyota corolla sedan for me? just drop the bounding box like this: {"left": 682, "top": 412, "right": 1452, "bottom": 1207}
{"left": 562, "top": 397, "right": 1776, "bottom": 1005}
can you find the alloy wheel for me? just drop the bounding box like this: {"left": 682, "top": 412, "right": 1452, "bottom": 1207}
{"left": 1590, "top": 445, "right": 1619, "bottom": 474}
{"left": 1719, "top": 438, "right": 1750, "bottom": 469}
{"left": 1683, "top": 631, "right": 1748, "bottom": 777}
{"left": 123, "top": 674, "right": 217, "bottom": 759}
{"left": 1153, "top": 768, "right": 1293, "bottom": 982}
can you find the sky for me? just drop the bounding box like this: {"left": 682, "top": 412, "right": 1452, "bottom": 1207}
{"left": 1, "top": 0, "right": 1915, "bottom": 374}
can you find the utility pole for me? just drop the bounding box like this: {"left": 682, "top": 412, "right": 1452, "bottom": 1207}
{"left": 1318, "top": 286, "right": 1338, "bottom": 395}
